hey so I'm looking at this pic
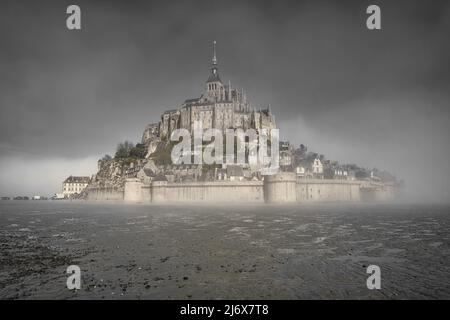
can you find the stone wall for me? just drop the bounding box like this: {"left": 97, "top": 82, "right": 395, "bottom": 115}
{"left": 151, "top": 180, "right": 264, "bottom": 203}
{"left": 264, "top": 172, "right": 297, "bottom": 203}
{"left": 360, "top": 181, "right": 396, "bottom": 202}
{"left": 124, "top": 179, "right": 144, "bottom": 202}
{"left": 86, "top": 186, "right": 123, "bottom": 201}
{"left": 88, "top": 173, "right": 396, "bottom": 203}
{"left": 296, "top": 178, "right": 361, "bottom": 202}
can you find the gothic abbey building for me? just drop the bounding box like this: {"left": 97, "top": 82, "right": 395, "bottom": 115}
{"left": 141, "top": 41, "right": 276, "bottom": 145}
{"left": 86, "top": 42, "right": 398, "bottom": 203}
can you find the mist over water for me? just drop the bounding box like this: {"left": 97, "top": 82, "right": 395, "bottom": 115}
{"left": 281, "top": 110, "right": 450, "bottom": 203}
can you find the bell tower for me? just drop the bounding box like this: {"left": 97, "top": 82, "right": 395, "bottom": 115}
{"left": 206, "top": 41, "right": 223, "bottom": 100}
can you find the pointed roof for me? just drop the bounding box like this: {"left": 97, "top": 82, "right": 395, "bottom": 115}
{"left": 212, "top": 40, "right": 217, "bottom": 66}
{"left": 206, "top": 40, "right": 222, "bottom": 83}
{"left": 207, "top": 73, "right": 222, "bottom": 83}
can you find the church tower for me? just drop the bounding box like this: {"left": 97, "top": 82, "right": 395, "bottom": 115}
{"left": 206, "top": 41, "right": 224, "bottom": 101}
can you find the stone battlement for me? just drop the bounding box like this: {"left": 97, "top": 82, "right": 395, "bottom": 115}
{"left": 86, "top": 173, "right": 396, "bottom": 203}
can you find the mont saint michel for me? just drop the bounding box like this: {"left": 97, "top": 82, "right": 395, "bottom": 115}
{"left": 83, "top": 42, "right": 398, "bottom": 204}
{"left": 1, "top": 0, "right": 449, "bottom": 305}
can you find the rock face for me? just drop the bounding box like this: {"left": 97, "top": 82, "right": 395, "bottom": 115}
{"left": 141, "top": 123, "right": 161, "bottom": 158}
{"left": 88, "top": 158, "right": 138, "bottom": 193}
{"left": 87, "top": 147, "right": 163, "bottom": 195}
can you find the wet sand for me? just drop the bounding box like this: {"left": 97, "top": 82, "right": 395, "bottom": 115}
{"left": 0, "top": 201, "right": 449, "bottom": 299}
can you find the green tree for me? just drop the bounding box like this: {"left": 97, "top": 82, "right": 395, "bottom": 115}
{"left": 101, "top": 154, "right": 112, "bottom": 161}
{"left": 115, "top": 141, "right": 134, "bottom": 158}
{"left": 152, "top": 141, "right": 176, "bottom": 165}
{"left": 129, "top": 143, "right": 146, "bottom": 159}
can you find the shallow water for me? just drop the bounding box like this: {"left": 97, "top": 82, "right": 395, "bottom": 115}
{"left": 0, "top": 201, "right": 449, "bottom": 299}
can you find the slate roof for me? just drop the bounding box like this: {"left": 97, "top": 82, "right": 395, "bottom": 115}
{"left": 64, "top": 176, "right": 90, "bottom": 184}
{"left": 206, "top": 72, "right": 222, "bottom": 83}
{"left": 153, "top": 174, "right": 168, "bottom": 182}
{"left": 226, "top": 165, "right": 244, "bottom": 177}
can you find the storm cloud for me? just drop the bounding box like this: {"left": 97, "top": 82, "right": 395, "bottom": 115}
{"left": 0, "top": 0, "right": 449, "bottom": 200}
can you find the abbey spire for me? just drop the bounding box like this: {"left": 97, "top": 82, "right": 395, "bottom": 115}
{"left": 205, "top": 40, "right": 223, "bottom": 101}
{"left": 212, "top": 40, "right": 218, "bottom": 72}
{"left": 207, "top": 41, "right": 221, "bottom": 84}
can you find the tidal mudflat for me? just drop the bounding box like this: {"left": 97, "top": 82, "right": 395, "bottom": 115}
{"left": 0, "top": 201, "right": 449, "bottom": 299}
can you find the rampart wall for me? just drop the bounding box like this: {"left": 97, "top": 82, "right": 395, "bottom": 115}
{"left": 88, "top": 174, "right": 396, "bottom": 203}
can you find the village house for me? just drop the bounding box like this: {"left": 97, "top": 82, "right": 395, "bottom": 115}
{"left": 62, "top": 176, "right": 90, "bottom": 198}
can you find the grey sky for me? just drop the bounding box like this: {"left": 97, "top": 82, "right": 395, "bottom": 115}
{"left": 0, "top": 0, "right": 449, "bottom": 201}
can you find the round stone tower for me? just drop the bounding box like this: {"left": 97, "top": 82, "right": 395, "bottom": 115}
{"left": 124, "top": 178, "right": 143, "bottom": 202}
{"left": 263, "top": 172, "right": 297, "bottom": 203}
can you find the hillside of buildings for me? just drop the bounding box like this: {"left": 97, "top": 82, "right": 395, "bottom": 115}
{"left": 83, "top": 132, "right": 399, "bottom": 199}
{"left": 76, "top": 42, "right": 399, "bottom": 198}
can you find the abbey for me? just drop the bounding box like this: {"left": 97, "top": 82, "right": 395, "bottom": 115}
{"left": 141, "top": 41, "right": 276, "bottom": 145}
{"left": 84, "top": 42, "right": 399, "bottom": 204}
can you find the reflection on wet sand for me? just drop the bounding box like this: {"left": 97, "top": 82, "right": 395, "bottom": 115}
{"left": 0, "top": 202, "right": 449, "bottom": 299}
